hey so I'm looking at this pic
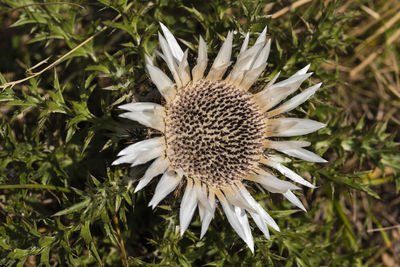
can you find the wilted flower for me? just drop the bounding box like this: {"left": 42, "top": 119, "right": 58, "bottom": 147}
{"left": 113, "top": 23, "right": 326, "bottom": 252}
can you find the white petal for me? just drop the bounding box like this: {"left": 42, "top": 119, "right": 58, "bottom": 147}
{"left": 267, "top": 72, "right": 312, "bottom": 91}
{"left": 261, "top": 158, "right": 316, "bottom": 188}
{"left": 118, "top": 102, "right": 164, "bottom": 131}
{"left": 146, "top": 64, "right": 175, "bottom": 101}
{"left": 158, "top": 32, "right": 178, "bottom": 65}
{"left": 194, "top": 179, "right": 212, "bottom": 212}
{"left": 118, "top": 102, "right": 162, "bottom": 113}
{"left": 177, "top": 49, "right": 191, "bottom": 87}
{"left": 148, "top": 170, "right": 181, "bottom": 209}
{"left": 255, "top": 73, "right": 313, "bottom": 112}
{"left": 236, "top": 42, "right": 264, "bottom": 67}
{"left": 206, "top": 31, "right": 233, "bottom": 81}
{"left": 200, "top": 189, "right": 216, "bottom": 239}
{"left": 267, "top": 83, "right": 322, "bottom": 117}
{"left": 255, "top": 26, "right": 268, "bottom": 45}
{"left": 279, "top": 147, "right": 327, "bottom": 163}
{"left": 129, "top": 146, "right": 163, "bottom": 167}
{"left": 266, "top": 118, "right": 326, "bottom": 137}
{"left": 197, "top": 35, "right": 208, "bottom": 64}
{"left": 212, "top": 31, "right": 233, "bottom": 68}
{"left": 113, "top": 137, "right": 163, "bottom": 166}
{"left": 206, "top": 62, "right": 232, "bottom": 82}
{"left": 154, "top": 49, "right": 166, "bottom": 62}
{"left": 116, "top": 137, "right": 162, "bottom": 156}
{"left": 175, "top": 168, "right": 185, "bottom": 178}
{"left": 264, "top": 140, "right": 311, "bottom": 150}
{"left": 283, "top": 190, "right": 306, "bottom": 211}
{"left": 239, "top": 63, "right": 267, "bottom": 90}
{"left": 293, "top": 64, "right": 311, "bottom": 76}
{"left": 264, "top": 71, "right": 281, "bottom": 89}
{"left": 198, "top": 202, "right": 205, "bottom": 222}
{"left": 159, "top": 22, "right": 184, "bottom": 62}
{"left": 145, "top": 54, "right": 154, "bottom": 66}
{"left": 249, "top": 173, "right": 300, "bottom": 193}
{"left": 223, "top": 186, "right": 257, "bottom": 213}
{"left": 134, "top": 157, "right": 169, "bottom": 193}
{"left": 215, "top": 190, "right": 248, "bottom": 246}
{"left": 192, "top": 36, "right": 208, "bottom": 82}
{"left": 119, "top": 110, "right": 164, "bottom": 132}
{"left": 158, "top": 32, "right": 182, "bottom": 87}
{"left": 234, "top": 206, "right": 254, "bottom": 253}
{"left": 112, "top": 155, "right": 135, "bottom": 166}
{"left": 239, "top": 32, "right": 250, "bottom": 55}
{"left": 237, "top": 41, "right": 270, "bottom": 89}
{"left": 236, "top": 183, "right": 280, "bottom": 232}
{"left": 228, "top": 55, "right": 254, "bottom": 83}
{"left": 228, "top": 42, "right": 265, "bottom": 86}
{"left": 266, "top": 153, "right": 290, "bottom": 163}
{"left": 249, "top": 211, "right": 270, "bottom": 239}
{"left": 112, "top": 144, "right": 163, "bottom": 167}
{"left": 192, "top": 60, "right": 207, "bottom": 82}
{"left": 252, "top": 39, "right": 271, "bottom": 70}
{"left": 180, "top": 180, "right": 197, "bottom": 235}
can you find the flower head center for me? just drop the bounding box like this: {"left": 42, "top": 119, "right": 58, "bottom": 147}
{"left": 165, "top": 79, "right": 265, "bottom": 187}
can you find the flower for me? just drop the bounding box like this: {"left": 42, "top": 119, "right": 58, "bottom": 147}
{"left": 113, "top": 22, "right": 326, "bottom": 252}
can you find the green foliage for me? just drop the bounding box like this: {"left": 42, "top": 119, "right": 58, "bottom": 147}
{"left": 0, "top": 0, "right": 399, "bottom": 266}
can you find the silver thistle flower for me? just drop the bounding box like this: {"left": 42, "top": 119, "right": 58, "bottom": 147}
{"left": 113, "top": 23, "right": 326, "bottom": 252}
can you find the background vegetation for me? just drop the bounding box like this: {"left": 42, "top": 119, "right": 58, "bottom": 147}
{"left": 1, "top": 0, "right": 399, "bottom": 266}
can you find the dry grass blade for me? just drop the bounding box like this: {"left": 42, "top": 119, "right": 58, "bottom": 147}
{"left": 271, "top": 0, "right": 312, "bottom": 19}
{"left": 367, "top": 225, "right": 400, "bottom": 233}
{"left": 0, "top": 2, "right": 133, "bottom": 89}
{"left": 0, "top": 35, "right": 96, "bottom": 89}
{"left": 355, "top": 9, "right": 400, "bottom": 53}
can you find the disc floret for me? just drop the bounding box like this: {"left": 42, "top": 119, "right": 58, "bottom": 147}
{"left": 165, "top": 79, "right": 265, "bottom": 187}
